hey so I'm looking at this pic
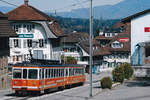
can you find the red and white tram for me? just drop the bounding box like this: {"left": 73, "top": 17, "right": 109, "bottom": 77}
{"left": 12, "top": 63, "right": 86, "bottom": 94}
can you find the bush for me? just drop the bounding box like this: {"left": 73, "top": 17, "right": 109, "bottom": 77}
{"left": 101, "top": 77, "right": 112, "bottom": 89}
{"left": 112, "top": 66, "right": 124, "bottom": 83}
{"left": 121, "top": 63, "right": 134, "bottom": 79}
{"left": 61, "top": 55, "right": 77, "bottom": 64}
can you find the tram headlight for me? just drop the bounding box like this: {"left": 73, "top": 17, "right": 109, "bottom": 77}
{"left": 14, "top": 81, "right": 17, "bottom": 85}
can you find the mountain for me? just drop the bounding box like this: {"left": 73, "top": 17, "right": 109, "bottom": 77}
{"left": 51, "top": 0, "right": 150, "bottom": 19}
{"left": 0, "top": 6, "right": 14, "bottom": 13}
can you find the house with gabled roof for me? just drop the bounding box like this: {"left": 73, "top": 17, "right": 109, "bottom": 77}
{"left": 6, "top": 0, "right": 64, "bottom": 64}
{"left": 94, "top": 26, "right": 130, "bottom": 70}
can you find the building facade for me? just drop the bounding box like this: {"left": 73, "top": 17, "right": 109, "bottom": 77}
{"left": 7, "top": 1, "right": 64, "bottom": 64}
{"left": 0, "top": 12, "right": 17, "bottom": 89}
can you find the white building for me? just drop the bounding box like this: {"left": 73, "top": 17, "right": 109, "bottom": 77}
{"left": 7, "top": 0, "right": 64, "bottom": 64}
{"left": 122, "top": 8, "right": 150, "bottom": 57}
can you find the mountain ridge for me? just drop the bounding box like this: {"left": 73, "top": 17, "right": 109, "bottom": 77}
{"left": 50, "top": 0, "right": 150, "bottom": 19}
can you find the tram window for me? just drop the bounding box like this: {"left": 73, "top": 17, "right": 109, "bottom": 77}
{"left": 57, "top": 69, "right": 59, "bottom": 77}
{"left": 23, "top": 69, "right": 27, "bottom": 79}
{"left": 65, "top": 69, "right": 68, "bottom": 76}
{"left": 13, "top": 69, "right": 22, "bottom": 79}
{"left": 28, "top": 69, "right": 38, "bottom": 79}
{"left": 58, "top": 69, "right": 60, "bottom": 77}
{"left": 69, "top": 69, "right": 71, "bottom": 76}
{"left": 72, "top": 69, "right": 74, "bottom": 76}
{"left": 62, "top": 69, "right": 64, "bottom": 77}
{"left": 51, "top": 69, "right": 54, "bottom": 78}
{"left": 54, "top": 69, "right": 56, "bottom": 78}
{"left": 47, "top": 69, "right": 49, "bottom": 78}
{"left": 45, "top": 69, "right": 48, "bottom": 79}
{"left": 48, "top": 69, "right": 51, "bottom": 78}
{"left": 42, "top": 69, "right": 44, "bottom": 79}
{"left": 39, "top": 69, "right": 41, "bottom": 79}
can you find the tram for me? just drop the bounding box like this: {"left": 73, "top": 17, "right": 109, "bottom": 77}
{"left": 12, "top": 60, "right": 86, "bottom": 94}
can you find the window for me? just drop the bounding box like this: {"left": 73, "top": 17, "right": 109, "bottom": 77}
{"left": 14, "top": 39, "right": 19, "bottom": 48}
{"left": 13, "top": 69, "right": 22, "bottom": 79}
{"left": 23, "top": 69, "right": 27, "bottom": 79}
{"left": 45, "top": 69, "right": 48, "bottom": 79}
{"left": 112, "top": 42, "right": 123, "bottom": 48}
{"left": 27, "top": 39, "right": 32, "bottom": 47}
{"left": 13, "top": 24, "right": 21, "bottom": 33}
{"left": 39, "top": 39, "right": 44, "bottom": 47}
{"left": 28, "top": 69, "right": 38, "bottom": 79}
{"left": 23, "top": 24, "right": 35, "bottom": 33}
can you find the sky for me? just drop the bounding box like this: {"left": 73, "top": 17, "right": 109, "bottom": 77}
{"left": 0, "top": 0, "right": 124, "bottom": 12}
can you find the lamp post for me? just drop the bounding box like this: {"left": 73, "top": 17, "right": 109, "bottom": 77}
{"left": 89, "top": 0, "right": 93, "bottom": 97}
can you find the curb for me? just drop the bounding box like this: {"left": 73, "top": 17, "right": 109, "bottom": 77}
{"left": 112, "top": 82, "right": 121, "bottom": 88}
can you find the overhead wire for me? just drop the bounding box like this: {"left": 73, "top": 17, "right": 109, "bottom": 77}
{"left": 53, "top": 0, "right": 90, "bottom": 13}
{"left": 0, "top": 0, "right": 18, "bottom": 7}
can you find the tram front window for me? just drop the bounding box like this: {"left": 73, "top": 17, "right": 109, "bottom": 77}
{"left": 13, "top": 69, "right": 22, "bottom": 79}
{"left": 28, "top": 69, "right": 38, "bottom": 79}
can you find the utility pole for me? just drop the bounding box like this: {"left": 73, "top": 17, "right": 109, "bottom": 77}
{"left": 89, "top": 0, "right": 93, "bottom": 97}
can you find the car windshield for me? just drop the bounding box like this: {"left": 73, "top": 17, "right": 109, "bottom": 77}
{"left": 28, "top": 69, "right": 38, "bottom": 79}
{"left": 13, "top": 69, "right": 22, "bottom": 79}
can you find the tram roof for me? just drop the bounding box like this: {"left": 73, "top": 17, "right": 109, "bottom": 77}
{"left": 13, "top": 63, "right": 85, "bottom": 68}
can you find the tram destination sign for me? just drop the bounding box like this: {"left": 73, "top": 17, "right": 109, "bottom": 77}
{"left": 18, "top": 34, "right": 34, "bottom": 38}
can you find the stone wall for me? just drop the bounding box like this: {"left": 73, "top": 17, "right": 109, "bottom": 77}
{"left": 133, "top": 66, "right": 150, "bottom": 77}
{"left": 0, "top": 56, "right": 9, "bottom": 90}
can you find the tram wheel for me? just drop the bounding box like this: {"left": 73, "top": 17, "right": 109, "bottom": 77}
{"left": 59, "top": 86, "right": 64, "bottom": 91}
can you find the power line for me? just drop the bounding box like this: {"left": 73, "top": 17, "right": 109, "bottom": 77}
{"left": 54, "top": 0, "right": 90, "bottom": 12}
{"left": 0, "top": 0, "right": 18, "bottom": 7}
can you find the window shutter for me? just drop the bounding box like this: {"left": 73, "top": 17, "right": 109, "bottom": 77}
{"left": 9, "top": 39, "right": 13, "bottom": 48}
{"left": 18, "top": 39, "right": 21, "bottom": 48}
{"left": 23, "top": 39, "right": 27, "bottom": 48}
{"left": 44, "top": 40, "right": 47, "bottom": 48}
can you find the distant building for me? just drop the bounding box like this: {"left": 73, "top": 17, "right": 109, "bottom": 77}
{"left": 6, "top": 0, "right": 64, "bottom": 64}
{"left": 94, "top": 27, "right": 130, "bottom": 71}
{"left": 60, "top": 32, "right": 89, "bottom": 65}
{"left": 0, "top": 12, "right": 17, "bottom": 89}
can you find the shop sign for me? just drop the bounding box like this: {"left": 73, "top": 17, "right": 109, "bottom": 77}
{"left": 145, "top": 27, "right": 150, "bottom": 32}
{"left": 118, "top": 38, "right": 129, "bottom": 42}
{"left": 18, "top": 34, "right": 34, "bottom": 38}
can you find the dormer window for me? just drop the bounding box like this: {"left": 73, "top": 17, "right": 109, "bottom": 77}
{"left": 112, "top": 41, "right": 123, "bottom": 48}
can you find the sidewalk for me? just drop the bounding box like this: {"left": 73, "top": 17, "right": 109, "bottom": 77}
{"left": 86, "top": 72, "right": 112, "bottom": 83}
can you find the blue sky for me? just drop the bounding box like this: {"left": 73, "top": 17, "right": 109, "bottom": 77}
{"left": 0, "top": 0, "right": 124, "bottom": 12}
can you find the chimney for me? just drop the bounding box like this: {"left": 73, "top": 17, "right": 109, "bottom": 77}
{"left": 24, "top": 0, "right": 29, "bottom": 6}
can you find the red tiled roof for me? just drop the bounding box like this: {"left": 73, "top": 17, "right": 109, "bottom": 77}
{"left": 95, "top": 35, "right": 112, "bottom": 40}
{"left": 6, "top": 3, "right": 64, "bottom": 37}
{"left": 48, "top": 21, "right": 64, "bottom": 37}
{"left": 107, "top": 33, "right": 130, "bottom": 52}
{"left": 112, "top": 22, "right": 126, "bottom": 29}
{"left": 6, "top": 4, "right": 55, "bottom": 21}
